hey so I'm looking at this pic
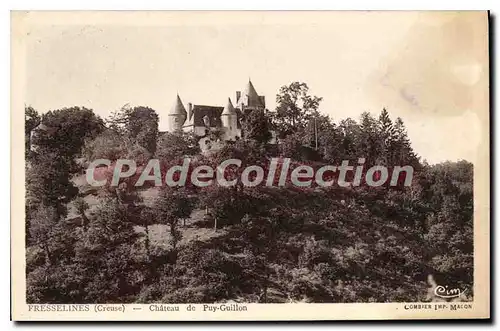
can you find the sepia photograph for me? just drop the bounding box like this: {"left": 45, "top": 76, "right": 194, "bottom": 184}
{"left": 10, "top": 10, "right": 490, "bottom": 320}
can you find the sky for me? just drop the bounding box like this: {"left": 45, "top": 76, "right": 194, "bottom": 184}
{"left": 22, "top": 11, "right": 489, "bottom": 164}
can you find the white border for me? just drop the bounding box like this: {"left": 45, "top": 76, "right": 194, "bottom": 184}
{"left": 4, "top": 1, "right": 497, "bottom": 329}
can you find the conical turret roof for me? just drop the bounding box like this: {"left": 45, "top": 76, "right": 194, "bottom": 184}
{"left": 245, "top": 80, "right": 259, "bottom": 100}
{"left": 169, "top": 94, "right": 187, "bottom": 116}
{"left": 221, "top": 98, "right": 236, "bottom": 115}
{"left": 238, "top": 79, "right": 263, "bottom": 108}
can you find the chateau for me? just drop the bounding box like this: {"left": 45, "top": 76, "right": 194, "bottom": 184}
{"left": 29, "top": 80, "right": 275, "bottom": 153}
{"left": 165, "top": 79, "right": 275, "bottom": 150}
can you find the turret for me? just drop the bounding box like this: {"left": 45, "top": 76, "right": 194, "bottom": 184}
{"left": 168, "top": 94, "right": 187, "bottom": 132}
{"left": 221, "top": 98, "right": 238, "bottom": 140}
{"left": 236, "top": 79, "right": 264, "bottom": 111}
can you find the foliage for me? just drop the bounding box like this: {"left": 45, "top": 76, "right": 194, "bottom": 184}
{"left": 82, "top": 129, "right": 130, "bottom": 162}
{"left": 26, "top": 150, "right": 79, "bottom": 219}
{"left": 35, "top": 107, "right": 105, "bottom": 161}
{"left": 156, "top": 131, "right": 200, "bottom": 161}
{"left": 25, "top": 106, "right": 41, "bottom": 157}
{"left": 152, "top": 188, "right": 195, "bottom": 252}
{"left": 242, "top": 109, "right": 273, "bottom": 144}
{"left": 25, "top": 82, "right": 473, "bottom": 304}
{"left": 106, "top": 105, "right": 159, "bottom": 154}
{"left": 272, "top": 82, "right": 323, "bottom": 138}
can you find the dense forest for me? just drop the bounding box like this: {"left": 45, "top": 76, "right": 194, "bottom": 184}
{"left": 25, "top": 82, "right": 473, "bottom": 303}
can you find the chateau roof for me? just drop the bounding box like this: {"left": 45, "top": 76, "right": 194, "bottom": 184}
{"left": 245, "top": 80, "right": 259, "bottom": 98}
{"left": 237, "top": 79, "right": 264, "bottom": 108}
{"left": 221, "top": 98, "right": 236, "bottom": 115}
{"left": 169, "top": 94, "right": 187, "bottom": 116}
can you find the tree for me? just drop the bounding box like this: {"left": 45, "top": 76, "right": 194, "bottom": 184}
{"left": 82, "top": 129, "right": 130, "bottom": 162}
{"left": 106, "top": 104, "right": 131, "bottom": 133}
{"left": 125, "top": 106, "right": 159, "bottom": 155}
{"left": 359, "top": 112, "right": 381, "bottom": 166}
{"left": 25, "top": 106, "right": 41, "bottom": 135}
{"left": 26, "top": 150, "right": 79, "bottom": 219}
{"left": 107, "top": 105, "right": 159, "bottom": 154}
{"left": 242, "top": 109, "right": 272, "bottom": 144}
{"left": 28, "top": 205, "right": 60, "bottom": 265}
{"left": 153, "top": 188, "right": 194, "bottom": 258}
{"left": 37, "top": 107, "right": 105, "bottom": 160}
{"left": 273, "top": 82, "right": 322, "bottom": 138}
{"left": 25, "top": 106, "right": 41, "bottom": 156}
{"left": 279, "top": 132, "right": 320, "bottom": 162}
{"left": 198, "top": 186, "right": 248, "bottom": 230}
{"left": 156, "top": 131, "right": 200, "bottom": 161}
{"left": 72, "top": 199, "right": 140, "bottom": 302}
{"left": 377, "top": 108, "right": 396, "bottom": 165}
{"left": 378, "top": 108, "right": 394, "bottom": 134}
{"left": 27, "top": 203, "right": 78, "bottom": 272}
{"left": 239, "top": 214, "right": 283, "bottom": 302}
{"left": 392, "top": 117, "right": 419, "bottom": 167}
{"left": 420, "top": 161, "right": 473, "bottom": 290}
{"left": 333, "top": 118, "right": 361, "bottom": 162}
{"left": 302, "top": 114, "right": 334, "bottom": 150}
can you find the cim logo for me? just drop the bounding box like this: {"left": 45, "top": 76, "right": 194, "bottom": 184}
{"left": 434, "top": 285, "right": 467, "bottom": 299}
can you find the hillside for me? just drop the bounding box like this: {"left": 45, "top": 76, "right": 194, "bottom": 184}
{"left": 25, "top": 89, "right": 473, "bottom": 304}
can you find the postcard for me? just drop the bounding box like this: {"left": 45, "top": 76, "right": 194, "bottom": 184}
{"left": 11, "top": 10, "right": 490, "bottom": 321}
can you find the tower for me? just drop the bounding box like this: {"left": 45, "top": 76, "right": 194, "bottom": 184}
{"left": 221, "top": 98, "right": 238, "bottom": 140}
{"left": 235, "top": 79, "right": 265, "bottom": 114}
{"left": 168, "top": 94, "right": 187, "bottom": 132}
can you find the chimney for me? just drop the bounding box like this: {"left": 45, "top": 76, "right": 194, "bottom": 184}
{"left": 187, "top": 102, "right": 193, "bottom": 119}
{"left": 236, "top": 91, "right": 241, "bottom": 103}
